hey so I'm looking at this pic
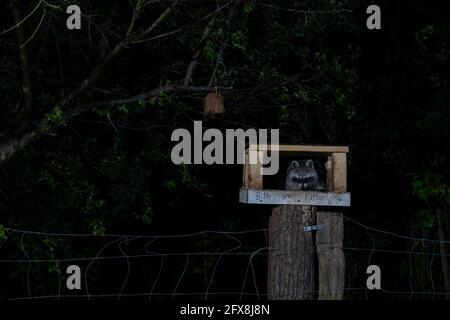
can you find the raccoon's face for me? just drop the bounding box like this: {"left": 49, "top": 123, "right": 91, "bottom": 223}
{"left": 285, "top": 159, "right": 321, "bottom": 191}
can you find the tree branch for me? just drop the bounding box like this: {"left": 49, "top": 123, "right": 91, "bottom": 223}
{"left": 131, "top": 1, "right": 232, "bottom": 44}
{"left": 0, "top": 0, "right": 42, "bottom": 36}
{"left": 208, "top": 0, "right": 237, "bottom": 88}
{"left": 133, "top": 0, "right": 178, "bottom": 41}
{"left": 75, "top": 85, "right": 233, "bottom": 110}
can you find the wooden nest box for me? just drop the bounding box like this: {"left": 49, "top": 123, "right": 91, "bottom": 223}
{"left": 240, "top": 144, "right": 351, "bottom": 207}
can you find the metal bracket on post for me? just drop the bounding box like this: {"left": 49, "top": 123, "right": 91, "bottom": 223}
{"left": 304, "top": 224, "right": 324, "bottom": 232}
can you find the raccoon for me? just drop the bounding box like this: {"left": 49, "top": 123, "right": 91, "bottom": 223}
{"left": 285, "top": 159, "right": 325, "bottom": 191}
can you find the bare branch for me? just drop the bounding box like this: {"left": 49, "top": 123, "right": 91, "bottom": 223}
{"left": 256, "top": 3, "right": 352, "bottom": 14}
{"left": 126, "top": 0, "right": 142, "bottom": 37}
{"left": 132, "top": 1, "right": 232, "bottom": 44}
{"left": 78, "top": 85, "right": 233, "bottom": 109}
{"left": 20, "top": 9, "right": 46, "bottom": 49}
{"left": 0, "top": 68, "right": 113, "bottom": 95}
{"left": 0, "top": 85, "right": 232, "bottom": 164}
{"left": 183, "top": 15, "right": 217, "bottom": 86}
{"left": 208, "top": 1, "right": 237, "bottom": 87}
{"left": 50, "top": 1, "right": 181, "bottom": 121}
{"left": 97, "top": 0, "right": 119, "bottom": 61}
{"left": 106, "top": 113, "right": 119, "bottom": 132}
{"left": 0, "top": 0, "right": 42, "bottom": 36}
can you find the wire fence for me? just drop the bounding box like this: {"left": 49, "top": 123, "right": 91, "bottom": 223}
{"left": 0, "top": 215, "right": 449, "bottom": 300}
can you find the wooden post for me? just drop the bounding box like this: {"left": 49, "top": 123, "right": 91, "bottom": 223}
{"left": 268, "top": 205, "right": 316, "bottom": 300}
{"left": 316, "top": 153, "right": 346, "bottom": 300}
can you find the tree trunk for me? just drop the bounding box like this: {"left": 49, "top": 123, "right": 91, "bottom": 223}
{"left": 268, "top": 205, "right": 316, "bottom": 300}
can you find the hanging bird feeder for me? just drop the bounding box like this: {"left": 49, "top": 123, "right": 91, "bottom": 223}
{"left": 203, "top": 92, "right": 225, "bottom": 115}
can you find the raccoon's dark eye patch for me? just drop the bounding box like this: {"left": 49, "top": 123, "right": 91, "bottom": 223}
{"left": 293, "top": 177, "right": 302, "bottom": 183}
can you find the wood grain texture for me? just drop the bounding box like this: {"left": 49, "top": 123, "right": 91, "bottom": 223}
{"left": 268, "top": 205, "right": 316, "bottom": 300}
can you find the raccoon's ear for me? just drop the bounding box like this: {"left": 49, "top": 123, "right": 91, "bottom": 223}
{"left": 305, "top": 159, "right": 314, "bottom": 169}
{"left": 289, "top": 160, "right": 300, "bottom": 170}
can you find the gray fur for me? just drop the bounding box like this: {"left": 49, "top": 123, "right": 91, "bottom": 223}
{"left": 285, "top": 159, "right": 325, "bottom": 191}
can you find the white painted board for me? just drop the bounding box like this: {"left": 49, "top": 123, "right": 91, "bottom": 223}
{"left": 239, "top": 188, "right": 351, "bottom": 207}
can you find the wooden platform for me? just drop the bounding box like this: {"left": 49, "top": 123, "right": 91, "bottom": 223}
{"left": 248, "top": 144, "right": 349, "bottom": 154}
